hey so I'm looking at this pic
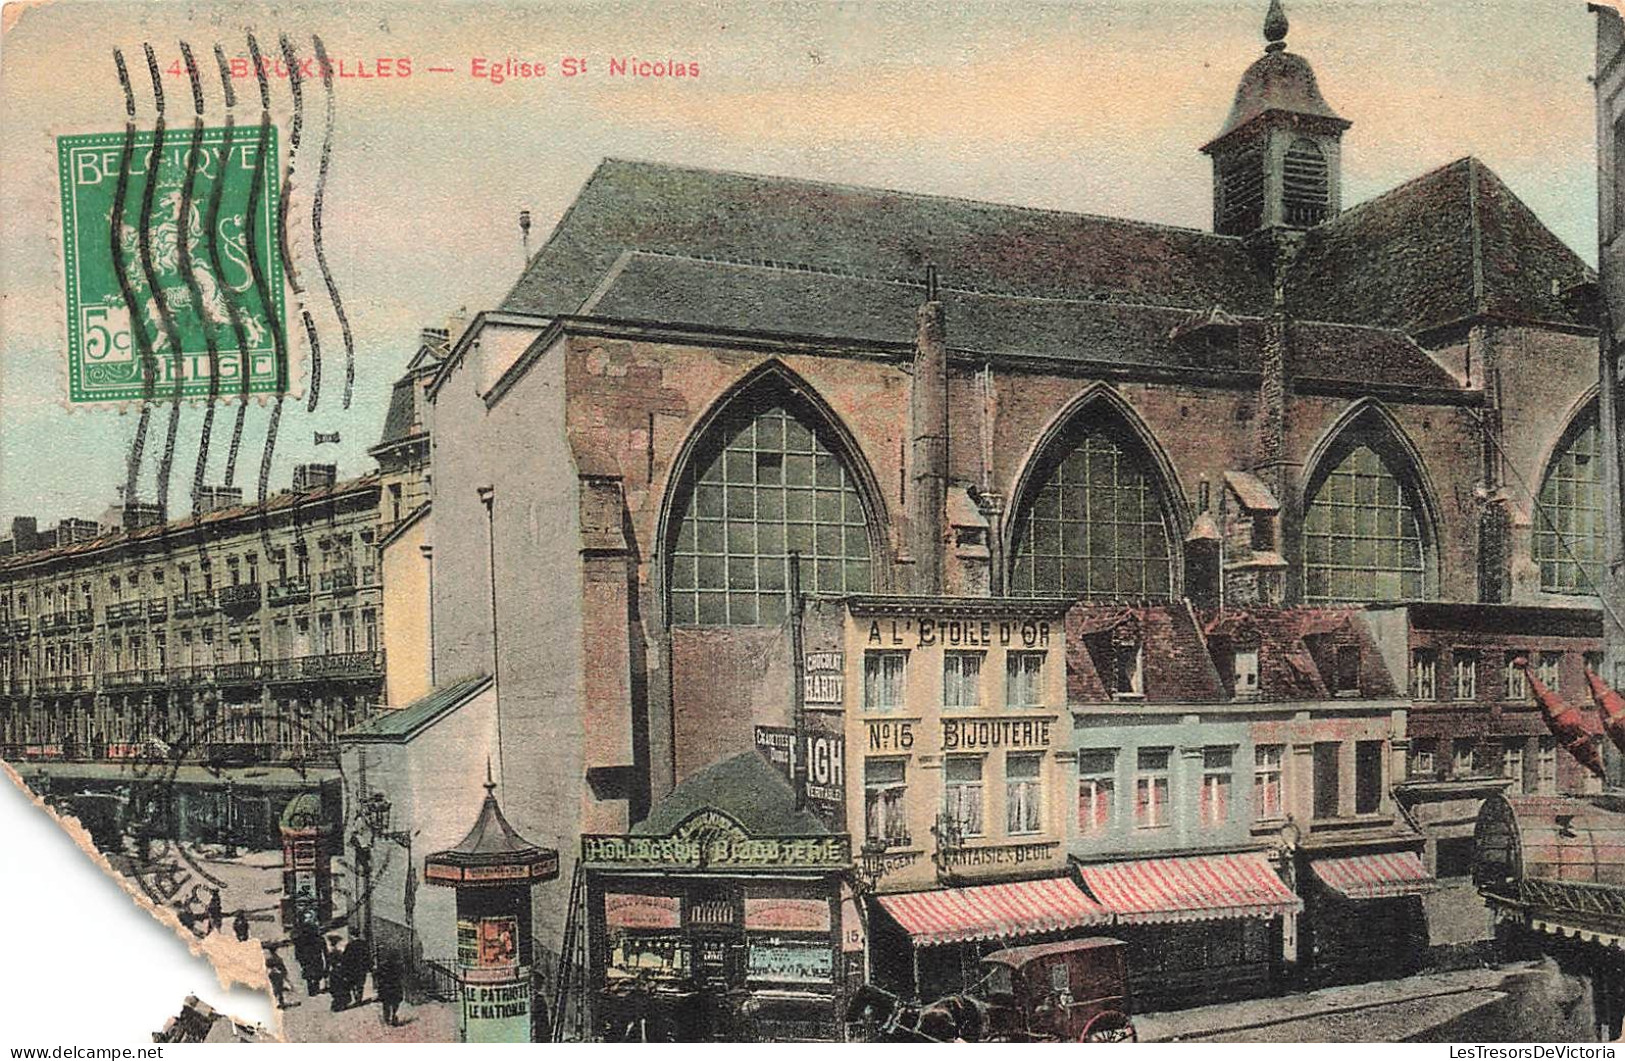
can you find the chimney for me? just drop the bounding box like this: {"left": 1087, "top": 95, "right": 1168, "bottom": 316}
{"left": 9, "top": 517, "right": 39, "bottom": 553}
{"left": 445, "top": 307, "right": 470, "bottom": 349}
{"left": 121, "top": 503, "right": 163, "bottom": 530}
{"left": 194, "top": 485, "right": 245, "bottom": 514}
{"left": 292, "top": 463, "right": 338, "bottom": 493}
{"left": 910, "top": 266, "right": 949, "bottom": 594}
{"left": 52, "top": 518, "right": 99, "bottom": 545}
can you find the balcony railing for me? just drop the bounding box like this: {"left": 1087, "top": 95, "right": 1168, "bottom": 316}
{"left": 267, "top": 579, "right": 311, "bottom": 606}
{"left": 219, "top": 583, "right": 263, "bottom": 612}
{"left": 320, "top": 568, "right": 358, "bottom": 595}
{"left": 105, "top": 600, "right": 146, "bottom": 624}
{"left": 75, "top": 609, "right": 95, "bottom": 628}
{"left": 8, "top": 619, "right": 30, "bottom": 637}
{"left": 37, "top": 674, "right": 89, "bottom": 693}
{"left": 40, "top": 613, "right": 72, "bottom": 632}
{"left": 105, "top": 669, "right": 155, "bottom": 689}
{"left": 216, "top": 660, "right": 267, "bottom": 684}
{"left": 274, "top": 651, "right": 385, "bottom": 681}
{"left": 173, "top": 592, "right": 218, "bottom": 618}
{"left": 147, "top": 599, "right": 169, "bottom": 621}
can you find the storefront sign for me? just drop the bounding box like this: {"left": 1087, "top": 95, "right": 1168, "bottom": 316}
{"left": 865, "top": 617, "right": 1052, "bottom": 650}
{"left": 804, "top": 651, "right": 844, "bottom": 706}
{"left": 941, "top": 717, "right": 1053, "bottom": 752}
{"left": 744, "top": 896, "right": 831, "bottom": 933}
{"left": 604, "top": 893, "right": 681, "bottom": 931}
{"left": 582, "top": 810, "right": 850, "bottom": 871}
{"left": 747, "top": 939, "right": 833, "bottom": 984}
{"left": 866, "top": 719, "right": 915, "bottom": 752}
{"left": 754, "top": 725, "right": 846, "bottom": 807}
{"left": 941, "top": 841, "right": 1060, "bottom": 869}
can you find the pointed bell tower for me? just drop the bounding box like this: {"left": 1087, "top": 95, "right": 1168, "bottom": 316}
{"left": 1201, "top": 0, "right": 1351, "bottom": 235}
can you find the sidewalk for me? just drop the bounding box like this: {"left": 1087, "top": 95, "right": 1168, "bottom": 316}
{"left": 1135, "top": 963, "right": 1534, "bottom": 1042}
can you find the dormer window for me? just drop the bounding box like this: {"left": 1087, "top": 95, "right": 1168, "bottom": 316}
{"left": 1111, "top": 643, "right": 1144, "bottom": 700}
{"left": 1282, "top": 138, "right": 1330, "bottom": 227}
{"left": 1232, "top": 647, "right": 1260, "bottom": 701}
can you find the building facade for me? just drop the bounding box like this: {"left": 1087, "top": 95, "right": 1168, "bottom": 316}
{"left": 359, "top": 0, "right": 1617, "bottom": 1032}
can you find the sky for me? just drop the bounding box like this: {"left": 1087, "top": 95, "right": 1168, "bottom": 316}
{"left": 0, "top": 0, "right": 1607, "bottom": 527}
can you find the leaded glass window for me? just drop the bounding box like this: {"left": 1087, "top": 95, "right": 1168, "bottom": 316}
{"left": 668, "top": 399, "right": 872, "bottom": 626}
{"left": 1534, "top": 410, "right": 1605, "bottom": 595}
{"left": 1304, "top": 442, "right": 1427, "bottom": 602}
{"left": 1009, "top": 429, "right": 1173, "bottom": 598}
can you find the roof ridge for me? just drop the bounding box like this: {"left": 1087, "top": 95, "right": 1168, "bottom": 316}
{"left": 1323, "top": 156, "right": 1475, "bottom": 228}
{"left": 593, "top": 155, "right": 1243, "bottom": 242}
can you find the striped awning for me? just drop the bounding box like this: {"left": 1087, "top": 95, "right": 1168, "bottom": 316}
{"left": 1310, "top": 851, "right": 1437, "bottom": 900}
{"left": 876, "top": 877, "right": 1110, "bottom": 947}
{"left": 1076, "top": 851, "right": 1301, "bottom": 925}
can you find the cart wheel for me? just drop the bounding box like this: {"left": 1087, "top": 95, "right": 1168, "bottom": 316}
{"left": 1079, "top": 1011, "right": 1136, "bottom": 1042}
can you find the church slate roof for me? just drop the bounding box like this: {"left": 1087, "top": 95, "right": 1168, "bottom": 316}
{"left": 579, "top": 250, "right": 1459, "bottom": 389}
{"left": 504, "top": 158, "right": 1274, "bottom": 318}
{"left": 501, "top": 156, "right": 1589, "bottom": 382}
{"left": 1286, "top": 157, "right": 1594, "bottom": 338}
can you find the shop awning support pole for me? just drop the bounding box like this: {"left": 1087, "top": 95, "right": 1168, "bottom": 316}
{"left": 789, "top": 550, "right": 807, "bottom": 811}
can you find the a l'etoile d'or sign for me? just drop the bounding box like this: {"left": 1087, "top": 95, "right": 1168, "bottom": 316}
{"left": 582, "top": 810, "right": 850, "bottom": 871}
{"left": 57, "top": 129, "right": 287, "bottom": 403}
{"left": 864, "top": 616, "right": 1052, "bottom": 650}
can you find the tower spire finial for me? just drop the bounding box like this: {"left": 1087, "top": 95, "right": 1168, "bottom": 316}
{"left": 484, "top": 758, "right": 496, "bottom": 796}
{"left": 1264, "top": 0, "right": 1288, "bottom": 52}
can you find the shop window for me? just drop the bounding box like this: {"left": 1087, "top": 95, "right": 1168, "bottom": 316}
{"left": 1134, "top": 748, "right": 1171, "bottom": 829}
{"left": 1312, "top": 743, "right": 1341, "bottom": 819}
{"left": 943, "top": 756, "right": 985, "bottom": 838}
{"left": 942, "top": 652, "right": 982, "bottom": 710}
{"left": 1453, "top": 650, "right": 1478, "bottom": 701}
{"left": 747, "top": 938, "right": 832, "bottom": 986}
{"left": 1005, "top": 651, "right": 1044, "bottom": 708}
{"left": 1534, "top": 405, "right": 1605, "bottom": 595}
{"left": 1200, "top": 747, "right": 1233, "bottom": 826}
{"left": 1303, "top": 434, "right": 1429, "bottom": 602}
{"left": 1537, "top": 737, "right": 1558, "bottom": 794}
{"left": 1077, "top": 750, "right": 1117, "bottom": 834}
{"left": 1502, "top": 740, "right": 1526, "bottom": 794}
{"left": 1537, "top": 651, "right": 1563, "bottom": 692}
{"left": 667, "top": 396, "right": 872, "bottom": 626}
{"left": 863, "top": 651, "right": 906, "bottom": 712}
{"left": 1505, "top": 652, "right": 1530, "bottom": 702}
{"left": 1008, "top": 423, "right": 1174, "bottom": 600}
{"left": 1410, "top": 649, "right": 1437, "bottom": 702}
{"left": 1006, "top": 753, "right": 1043, "bottom": 835}
{"left": 1355, "top": 741, "right": 1384, "bottom": 815}
{"left": 1254, "top": 744, "right": 1284, "bottom": 822}
{"left": 865, "top": 758, "right": 909, "bottom": 848}
{"left": 1232, "top": 647, "right": 1260, "bottom": 701}
{"left": 1410, "top": 739, "right": 1437, "bottom": 780}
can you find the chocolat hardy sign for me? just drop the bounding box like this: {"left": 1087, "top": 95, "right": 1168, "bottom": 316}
{"left": 582, "top": 809, "right": 850, "bottom": 872}
{"left": 804, "top": 651, "right": 844, "bottom": 706}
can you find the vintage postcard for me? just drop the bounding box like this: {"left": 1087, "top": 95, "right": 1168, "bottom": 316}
{"left": 3, "top": 0, "right": 1625, "bottom": 1045}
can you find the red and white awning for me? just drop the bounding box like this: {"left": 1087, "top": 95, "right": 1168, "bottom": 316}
{"left": 876, "top": 877, "right": 1111, "bottom": 947}
{"left": 1310, "top": 851, "right": 1437, "bottom": 900}
{"left": 1076, "top": 852, "right": 1301, "bottom": 925}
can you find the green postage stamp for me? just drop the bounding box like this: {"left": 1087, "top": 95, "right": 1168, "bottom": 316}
{"left": 55, "top": 127, "right": 286, "bottom": 404}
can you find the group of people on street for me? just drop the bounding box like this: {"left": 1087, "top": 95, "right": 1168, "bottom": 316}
{"left": 285, "top": 928, "right": 405, "bottom": 1024}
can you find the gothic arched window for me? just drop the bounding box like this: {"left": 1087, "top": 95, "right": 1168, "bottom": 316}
{"left": 1304, "top": 430, "right": 1430, "bottom": 602}
{"left": 667, "top": 392, "right": 873, "bottom": 626}
{"left": 1009, "top": 422, "right": 1175, "bottom": 599}
{"left": 1282, "top": 138, "right": 1330, "bottom": 227}
{"left": 1534, "top": 406, "right": 1606, "bottom": 595}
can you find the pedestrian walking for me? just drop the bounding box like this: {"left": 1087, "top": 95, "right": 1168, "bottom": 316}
{"left": 293, "top": 929, "right": 325, "bottom": 997}
{"left": 344, "top": 935, "right": 372, "bottom": 1005}
{"left": 327, "top": 937, "right": 349, "bottom": 1011}
{"left": 232, "top": 909, "right": 251, "bottom": 943}
{"left": 206, "top": 888, "right": 224, "bottom": 935}
{"left": 263, "top": 946, "right": 290, "bottom": 1009}
{"left": 375, "top": 950, "right": 404, "bottom": 1027}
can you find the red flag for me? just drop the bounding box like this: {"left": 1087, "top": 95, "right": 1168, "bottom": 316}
{"left": 1584, "top": 665, "right": 1625, "bottom": 757}
{"left": 1513, "top": 657, "right": 1605, "bottom": 778}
